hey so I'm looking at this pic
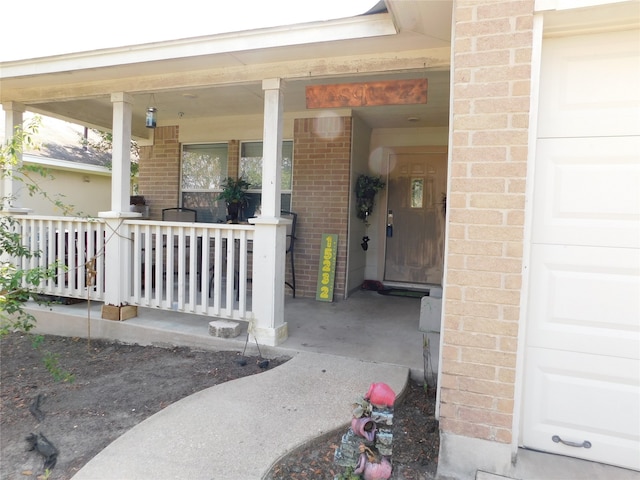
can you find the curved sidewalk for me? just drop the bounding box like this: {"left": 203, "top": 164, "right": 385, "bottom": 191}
{"left": 71, "top": 351, "right": 409, "bottom": 480}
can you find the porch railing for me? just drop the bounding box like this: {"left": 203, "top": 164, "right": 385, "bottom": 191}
{"left": 126, "top": 219, "right": 254, "bottom": 320}
{"left": 11, "top": 215, "right": 255, "bottom": 321}
{"left": 13, "top": 215, "right": 107, "bottom": 301}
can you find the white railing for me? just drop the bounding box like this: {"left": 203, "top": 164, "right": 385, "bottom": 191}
{"left": 125, "top": 219, "right": 254, "bottom": 320}
{"left": 11, "top": 215, "right": 255, "bottom": 322}
{"left": 13, "top": 215, "right": 107, "bottom": 301}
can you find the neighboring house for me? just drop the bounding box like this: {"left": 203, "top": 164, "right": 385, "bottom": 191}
{"left": 1, "top": 1, "right": 638, "bottom": 479}
{"left": 1, "top": 114, "right": 112, "bottom": 216}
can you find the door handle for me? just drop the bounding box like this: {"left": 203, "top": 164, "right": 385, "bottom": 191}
{"left": 387, "top": 210, "right": 393, "bottom": 237}
{"left": 552, "top": 435, "right": 591, "bottom": 449}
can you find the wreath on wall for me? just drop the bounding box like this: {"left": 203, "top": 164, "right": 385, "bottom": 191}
{"left": 355, "top": 174, "right": 386, "bottom": 222}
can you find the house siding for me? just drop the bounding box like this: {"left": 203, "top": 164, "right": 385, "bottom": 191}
{"left": 439, "top": 0, "right": 534, "bottom": 451}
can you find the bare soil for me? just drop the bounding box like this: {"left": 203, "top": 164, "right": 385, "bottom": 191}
{"left": 1, "top": 332, "right": 438, "bottom": 480}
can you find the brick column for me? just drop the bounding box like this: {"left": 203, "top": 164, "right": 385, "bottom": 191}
{"left": 138, "top": 126, "right": 180, "bottom": 219}
{"left": 437, "top": 1, "right": 535, "bottom": 478}
{"left": 292, "top": 117, "right": 351, "bottom": 299}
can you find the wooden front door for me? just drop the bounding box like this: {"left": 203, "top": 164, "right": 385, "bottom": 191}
{"left": 384, "top": 150, "right": 447, "bottom": 285}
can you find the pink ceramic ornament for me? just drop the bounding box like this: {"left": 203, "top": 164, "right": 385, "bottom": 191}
{"left": 364, "top": 382, "right": 396, "bottom": 408}
{"left": 351, "top": 417, "right": 377, "bottom": 441}
{"left": 354, "top": 453, "right": 392, "bottom": 480}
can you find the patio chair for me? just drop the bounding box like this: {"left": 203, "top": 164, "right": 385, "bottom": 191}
{"left": 211, "top": 210, "right": 297, "bottom": 300}
{"left": 162, "top": 207, "right": 197, "bottom": 222}
{"left": 161, "top": 207, "right": 200, "bottom": 286}
{"left": 281, "top": 210, "right": 297, "bottom": 298}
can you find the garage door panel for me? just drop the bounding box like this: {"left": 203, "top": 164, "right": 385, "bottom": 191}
{"left": 533, "top": 136, "right": 640, "bottom": 248}
{"left": 523, "top": 348, "right": 640, "bottom": 471}
{"left": 537, "top": 29, "right": 640, "bottom": 138}
{"left": 524, "top": 24, "right": 640, "bottom": 471}
{"left": 528, "top": 244, "right": 640, "bottom": 359}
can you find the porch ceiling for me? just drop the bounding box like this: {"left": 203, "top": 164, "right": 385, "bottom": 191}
{"left": 0, "top": 0, "right": 452, "bottom": 138}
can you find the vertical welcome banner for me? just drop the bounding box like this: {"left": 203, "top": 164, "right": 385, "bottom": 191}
{"left": 316, "top": 233, "right": 338, "bottom": 302}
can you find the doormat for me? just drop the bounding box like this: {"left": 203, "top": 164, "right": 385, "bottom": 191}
{"left": 377, "top": 288, "right": 428, "bottom": 298}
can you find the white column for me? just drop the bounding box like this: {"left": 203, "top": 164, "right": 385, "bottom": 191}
{"left": 109, "top": 92, "right": 134, "bottom": 213}
{"left": 260, "top": 78, "right": 283, "bottom": 217}
{"left": 249, "top": 78, "right": 288, "bottom": 346}
{"left": 1, "top": 102, "right": 30, "bottom": 213}
{"left": 99, "top": 93, "right": 138, "bottom": 310}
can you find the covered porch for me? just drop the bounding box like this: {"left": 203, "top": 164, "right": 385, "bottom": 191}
{"left": 2, "top": 1, "right": 452, "bottom": 347}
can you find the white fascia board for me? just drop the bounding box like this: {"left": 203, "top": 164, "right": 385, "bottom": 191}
{"left": 24, "top": 154, "right": 111, "bottom": 176}
{"left": 0, "top": 14, "right": 396, "bottom": 79}
{"left": 535, "top": 0, "right": 635, "bottom": 11}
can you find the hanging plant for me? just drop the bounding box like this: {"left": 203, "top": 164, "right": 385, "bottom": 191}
{"left": 355, "top": 174, "right": 385, "bottom": 222}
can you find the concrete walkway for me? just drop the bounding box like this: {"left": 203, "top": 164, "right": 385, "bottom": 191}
{"left": 71, "top": 351, "right": 409, "bottom": 480}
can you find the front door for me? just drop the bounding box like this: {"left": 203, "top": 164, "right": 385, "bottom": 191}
{"left": 384, "top": 149, "right": 447, "bottom": 285}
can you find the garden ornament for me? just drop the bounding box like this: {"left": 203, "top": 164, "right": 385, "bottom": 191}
{"left": 351, "top": 417, "right": 377, "bottom": 442}
{"left": 364, "top": 382, "right": 396, "bottom": 408}
{"left": 354, "top": 446, "right": 392, "bottom": 480}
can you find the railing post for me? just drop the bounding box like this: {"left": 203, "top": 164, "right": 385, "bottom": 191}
{"left": 249, "top": 217, "right": 288, "bottom": 346}
{"left": 99, "top": 216, "right": 133, "bottom": 313}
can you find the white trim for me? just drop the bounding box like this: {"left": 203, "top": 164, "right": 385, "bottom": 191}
{"left": 23, "top": 154, "right": 111, "bottom": 176}
{"left": 435, "top": 0, "right": 457, "bottom": 421}
{"left": 0, "top": 14, "right": 396, "bottom": 78}
{"left": 513, "top": 12, "right": 545, "bottom": 461}
{"left": 535, "top": 0, "right": 634, "bottom": 11}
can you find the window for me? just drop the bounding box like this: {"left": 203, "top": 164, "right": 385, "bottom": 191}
{"left": 179, "top": 141, "right": 294, "bottom": 223}
{"left": 240, "top": 141, "right": 293, "bottom": 190}
{"left": 181, "top": 143, "right": 228, "bottom": 223}
{"left": 240, "top": 141, "right": 294, "bottom": 215}
{"left": 182, "top": 143, "right": 228, "bottom": 190}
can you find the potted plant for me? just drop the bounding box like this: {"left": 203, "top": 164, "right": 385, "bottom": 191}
{"left": 217, "top": 177, "right": 251, "bottom": 223}
{"left": 355, "top": 174, "right": 385, "bottom": 221}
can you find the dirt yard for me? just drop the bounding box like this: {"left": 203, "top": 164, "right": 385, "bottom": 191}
{"left": 1, "top": 332, "right": 438, "bottom": 480}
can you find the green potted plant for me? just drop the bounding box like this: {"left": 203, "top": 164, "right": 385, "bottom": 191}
{"left": 355, "top": 174, "right": 385, "bottom": 221}
{"left": 217, "top": 176, "right": 251, "bottom": 223}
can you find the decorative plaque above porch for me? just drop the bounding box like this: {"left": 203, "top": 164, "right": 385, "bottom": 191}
{"left": 305, "top": 79, "right": 427, "bottom": 109}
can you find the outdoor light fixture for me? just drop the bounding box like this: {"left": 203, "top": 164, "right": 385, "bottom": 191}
{"left": 146, "top": 107, "right": 157, "bottom": 128}
{"left": 145, "top": 94, "right": 157, "bottom": 128}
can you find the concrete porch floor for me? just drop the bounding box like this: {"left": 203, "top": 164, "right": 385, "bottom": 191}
{"left": 27, "top": 289, "right": 430, "bottom": 380}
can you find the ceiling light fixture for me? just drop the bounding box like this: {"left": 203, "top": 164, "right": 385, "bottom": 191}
{"left": 146, "top": 93, "right": 157, "bottom": 129}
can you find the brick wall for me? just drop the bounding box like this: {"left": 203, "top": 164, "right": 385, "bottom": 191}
{"left": 292, "top": 117, "right": 352, "bottom": 299}
{"left": 440, "top": 0, "right": 534, "bottom": 444}
{"left": 138, "top": 126, "right": 180, "bottom": 219}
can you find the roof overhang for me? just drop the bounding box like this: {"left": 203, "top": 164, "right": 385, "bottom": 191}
{"left": 0, "top": 1, "right": 453, "bottom": 135}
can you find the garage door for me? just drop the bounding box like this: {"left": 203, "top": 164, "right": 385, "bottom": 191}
{"left": 522, "top": 27, "right": 640, "bottom": 471}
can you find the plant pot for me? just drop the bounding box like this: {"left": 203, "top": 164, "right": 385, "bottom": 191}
{"left": 226, "top": 201, "right": 241, "bottom": 223}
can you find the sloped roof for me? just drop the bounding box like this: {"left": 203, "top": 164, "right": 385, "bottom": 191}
{"left": 2, "top": 114, "right": 113, "bottom": 167}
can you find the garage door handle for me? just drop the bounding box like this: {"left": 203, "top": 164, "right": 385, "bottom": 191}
{"left": 552, "top": 435, "right": 591, "bottom": 449}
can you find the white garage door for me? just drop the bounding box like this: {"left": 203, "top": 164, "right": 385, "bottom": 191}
{"left": 522, "top": 27, "right": 640, "bottom": 471}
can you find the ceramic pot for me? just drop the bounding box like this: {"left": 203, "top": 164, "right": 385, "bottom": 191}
{"left": 351, "top": 417, "right": 376, "bottom": 441}
{"left": 365, "top": 382, "right": 396, "bottom": 408}
{"left": 354, "top": 453, "right": 392, "bottom": 480}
